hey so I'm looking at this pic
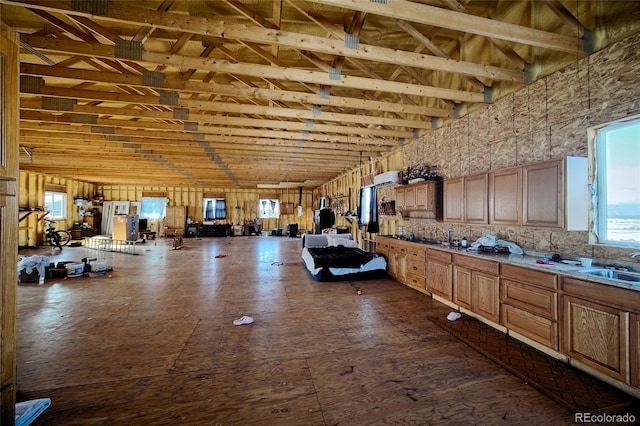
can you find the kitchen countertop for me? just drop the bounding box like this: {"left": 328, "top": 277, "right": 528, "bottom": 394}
{"left": 377, "top": 235, "right": 640, "bottom": 292}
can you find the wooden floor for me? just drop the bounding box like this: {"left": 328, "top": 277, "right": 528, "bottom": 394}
{"left": 16, "top": 236, "right": 575, "bottom": 425}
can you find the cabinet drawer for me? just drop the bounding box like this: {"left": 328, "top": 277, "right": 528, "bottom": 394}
{"left": 427, "top": 249, "right": 451, "bottom": 263}
{"left": 501, "top": 304, "right": 558, "bottom": 350}
{"left": 501, "top": 279, "right": 557, "bottom": 320}
{"left": 389, "top": 243, "right": 408, "bottom": 254}
{"left": 406, "top": 273, "right": 426, "bottom": 291}
{"left": 407, "top": 258, "right": 425, "bottom": 276}
{"left": 453, "top": 254, "right": 499, "bottom": 275}
{"left": 406, "top": 245, "right": 426, "bottom": 261}
{"left": 501, "top": 264, "right": 557, "bottom": 290}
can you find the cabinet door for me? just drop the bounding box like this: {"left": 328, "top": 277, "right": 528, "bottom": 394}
{"left": 472, "top": 272, "right": 500, "bottom": 323}
{"left": 404, "top": 185, "right": 417, "bottom": 209}
{"left": 632, "top": 313, "right": 640, "bottom": 389}
{"left": 453, "top": 265, "right": 472, "bottom": 309}
{"left": 489, "top": 167, "right": 522, "bottom": 225}
{"left": 428, "top": 250, "right": 452, "bottom": 300}
{"left": 443, "top": 178, "right": 464, "bottom": 223}
{"left": 562, "top": 295, "right": 628, "bottom": 382}
{"left": 523, "top": 159, "right": 563, "bottom": 227}
{"left": 395, "top": 187, "right": 406, "bottom": 211}
{"left": 464, "top": 173, "right": 488, "bottom": 224}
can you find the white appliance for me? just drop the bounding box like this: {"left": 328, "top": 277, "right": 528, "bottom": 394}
{"left": 373, "top": 170, "right": 400, "bottom": 186}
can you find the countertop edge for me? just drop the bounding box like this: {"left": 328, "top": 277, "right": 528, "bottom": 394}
{"left": 376, "top": 236, "right": 640, "bottom": 292}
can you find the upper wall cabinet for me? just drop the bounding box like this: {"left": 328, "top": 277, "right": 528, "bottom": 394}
{"left": 444, "top": 174, "right": 488, "bottom": 224}
{"left": 523, "top": 157, "right": 588, "bottom": 230}
{"left": 396, "top": 181, "right": 442, "bottom": 220}
{"left": 443, "top": 177, "right": 463, "bottom": 223}
{"left": 489, "top": 166, "right": 523, "bottom": 226}
{"left": 446, "top": 157, "right": 587, "bottom": 230}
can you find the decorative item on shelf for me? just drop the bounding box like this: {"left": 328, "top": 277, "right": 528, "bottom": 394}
{"left": 401, "top": 164, "right": 442, "bottom": 184}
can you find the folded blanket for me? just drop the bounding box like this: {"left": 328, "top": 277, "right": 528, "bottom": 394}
{"left": 307, "top": 246, "right": 374, "bottom": 268}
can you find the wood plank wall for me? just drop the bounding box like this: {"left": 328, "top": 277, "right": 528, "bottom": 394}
{"left": 18, "top": 171, "right": 96, "bottom": 246}
{"left": 318, "top": 31, "right": 640, "bottom": 262}
{"left": 98, "top": 185, "right": 314, "bottom": 233}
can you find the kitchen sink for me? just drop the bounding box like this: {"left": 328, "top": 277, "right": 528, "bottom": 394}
{"left": 577, "top": 268, "right": 640, "bottom": 283}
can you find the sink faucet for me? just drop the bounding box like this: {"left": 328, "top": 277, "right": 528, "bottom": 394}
{"left": 631, "top": 252, "right": 640, "bottom": 258}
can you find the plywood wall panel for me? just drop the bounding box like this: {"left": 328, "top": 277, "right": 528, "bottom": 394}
{"left": 467, "top": 108, "right": 491, "bottom": 175}
{"left": 528, "top": 79, "right": 548, "bottom": 130}
{"left": 491, "top": 136, "right": 517, "bottom": 170}
{"left": 550, "top": 116, "right": 590, "bottom": 159}
{"left": 489, "top": 94, "right": 514, "bottom": 142}
{"left": 513, "top": 87, "right": 531, "bottom": 135}
{"left": 546, "top": 62, "right": 588, "bottom": 124}
{"left": 588, "top": 35, "right": 640, "bottom": 111}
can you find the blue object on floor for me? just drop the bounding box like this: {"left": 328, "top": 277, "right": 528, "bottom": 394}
{"left": 15, "top": 398, "right": 51, "bottom": 426}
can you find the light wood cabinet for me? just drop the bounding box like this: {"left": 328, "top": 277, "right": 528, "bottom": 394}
{"left": 376, "top": 238, "right": 390, "bottom": 258}
{"left": 164, "top": 206, "right": 186, "bottom": 236}
{"left": 388, "top": 241, "right": 408, "bottom": 284}
{"left": 453, "top": 254, "right": 500, "bottom": 323}
{"left": 561, "top": 276, "right": 640, "bottom": 384}
{"left": 453, "top": 264, "right": 472, "bottom": 309}
{"left": 444, "top": 174, "right": 487, "bottom": 224}
{"left": 522, "top": 157, "right": 588, "bottom": 230}
{"left": 631, "top": 313, "right": 640, "bottom": 389}
{"left": 489, "top": 166, "right": 522, "bottom": 225}
{"left": 406, "top": 245, "right": 427, "bottom": 292}
{"left": 464, "top": 173, "right": 488, "bottom": 224}
{"left": 443, "top": 177, "right": 463, "bottom": 223}
{"left": 522, "top": 160, "right": 563, "bottom": 227}
{"left": 562, "top": 294, "right": 628, "bottom": 382}
{"left": 500, "top": 264, "right": 558, "bottom": 349}
{"left": 396, "top": 181, "right": 442, "bottom": 219}
{"left": 427, "top": 249, "right": 452, "bottom": 301}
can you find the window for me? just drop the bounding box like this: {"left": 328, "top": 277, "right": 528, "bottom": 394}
{"left": 259, "top": 199, "right": 279, "bottom": 219}
{"left": 203, "top": 198, "right": 226, "bottom": 220}
{"left": 359, "top": 186, "right": 373, "bottom": 225}
{"left": 140, "top": 197, "right": 167, "bottom": 220}
{"left": 44, "top": 191, "right": 67, "bottom": 220}
{"left": 594, "top": 118, "right": 640, "bottom": 247}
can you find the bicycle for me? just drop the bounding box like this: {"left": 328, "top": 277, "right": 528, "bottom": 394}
{"left": 45, "top": 219, "right": 71, "bottom": 249}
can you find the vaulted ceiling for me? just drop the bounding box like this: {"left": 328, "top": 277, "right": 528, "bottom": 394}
{"left": 1, "top": 0, "right": 639, "bottom": 188}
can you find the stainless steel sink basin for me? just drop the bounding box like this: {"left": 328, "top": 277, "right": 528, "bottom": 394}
{"left": 577, "top": 268, "right": 640, "bottom": 283}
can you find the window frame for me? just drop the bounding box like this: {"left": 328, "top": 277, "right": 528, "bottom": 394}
{"left": 258, "top": 198, "right": 280, "bottom": 219}
{"left": 358, "top": 186, "right": 373, "bottom": 225}
{"left": 139, "top": 197, "right": 167, "bottom": 220}
{"left": 44, "top": 191, "right": 67, "bottom": 220}
{"left": 203, "top": 197, "right": 227, "bottom": 220}
{"left": 592, "top": 117, "right": 640, "bottom": 248}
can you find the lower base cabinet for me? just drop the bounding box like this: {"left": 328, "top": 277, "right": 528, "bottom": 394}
{"left": 406, "top": 245, "right": 426, "bottom": 292}
{"left": 561, "top": 276, "right": 640, "bottom": 386}
{"left": 427, "top": 249, "right": 452, "bottom": 301}
{"left": 453, "top": 254, "right": 499, "bottom": 323}
{"left": 631, "top": 314, "right": 640, "bottom": 389}
{"left": 500, "top": 264, "right": 559, "bottom": 350}
{"left": 562, "top": 294, "right": 628, "bottom": 382}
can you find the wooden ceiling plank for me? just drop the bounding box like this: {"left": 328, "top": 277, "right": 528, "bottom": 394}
{"left": 306, "top": 0, "right": 583, "bottom": 53}
{"left": 11, "top": 1, "right": 525, "bottom": 83}
{"left": 21, "top": 99, "right": 414, "bottom": 139}
{"left": 20, "top": 34, "right": 485, "bottom": 103}
{"left": 20, "top": 110, "right": 397, "bottom": 146}
{"left": 543, "top": 0, "right": 586, "bottom": 38}
{"left": 21, "top": 60, "right": 452, "bottom": 117}
{"left": 27, "top": 82, "right": 439, "bottom": 129}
